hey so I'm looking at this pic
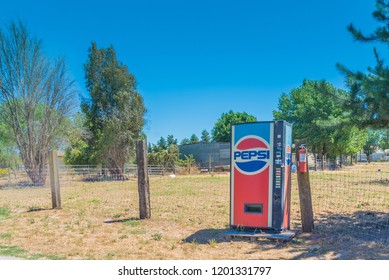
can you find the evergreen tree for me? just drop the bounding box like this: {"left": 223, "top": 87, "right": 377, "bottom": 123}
{"left": 166, "top": 135, "right": 178, "bottom": 146}
{"left": 82, "top": 42, "right": 146, "bottom": 174}
{"left": 157, "top": 137, "right": 167, "bottom": 150}
{"left": 180, "top": 138, "right": 190, "bottom": 145}
{"left": 147, "top": 136, "right": 179, "bottom": 171}
{"left": 189, "top": 134, "right": 199, "bottom": 144}
{"left": 336, "top": 0, "right": 389, "bottom": 129}
{"left": 200, "top": 129, "right": 211, "bottom": 143}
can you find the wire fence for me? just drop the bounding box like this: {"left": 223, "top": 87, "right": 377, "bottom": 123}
{"left": 0, "top": 164, "right": 169, "bottom": 188}
{"left": 0, "top": 167, "right": 49, "bottom": 188}
{"left": 291, "top": 169, "right": 389, "bottom": 243}
{"left": 58, "top": 165, "right": 169, "bottom": 182}
{"left": 1, "top": 164, "right": 388, "bottom": 243}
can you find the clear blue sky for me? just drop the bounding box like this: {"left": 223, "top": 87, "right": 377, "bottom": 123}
{"left": 0, "top": 0, "right": 380, "bottom": 144}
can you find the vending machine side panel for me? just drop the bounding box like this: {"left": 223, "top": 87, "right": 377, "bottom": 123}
{"left": 283, "top": 122, "right": 293, "bottom": 230}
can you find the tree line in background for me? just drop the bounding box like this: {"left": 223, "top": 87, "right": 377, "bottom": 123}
{"left": 273, "top": 79, "right": 388, "bottom": 167}
{"left": 0, "top": 1, "right": 388, "bottom": 182}
{"left": 275, "top": 1, "right": 389, "bottom": 166}
{"left": 146, "top": 136, "right": 195, "bottom": 173}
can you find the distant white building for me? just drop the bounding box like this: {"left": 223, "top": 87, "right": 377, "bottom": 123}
{"left": 357, "top": 149, "right": 386, "bottom": 162}
{"left": 384, "top": 149, "right": 389, "bottom": 161}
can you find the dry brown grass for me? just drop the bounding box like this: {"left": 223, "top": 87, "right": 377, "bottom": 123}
{"left": 0, "top": 163, "right": 388, "bottom": 260}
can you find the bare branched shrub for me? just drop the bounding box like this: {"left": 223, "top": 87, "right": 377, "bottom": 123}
{"left": 0, "top": 21, "right": 76, "bottom": 185}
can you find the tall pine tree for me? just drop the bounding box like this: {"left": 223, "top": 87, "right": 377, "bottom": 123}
{"left": 337, "top": 0, "right": 389, "bottom": 129}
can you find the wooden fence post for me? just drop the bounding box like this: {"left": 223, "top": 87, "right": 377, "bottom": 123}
{"left": 48, "top": 150, "right": 62, "bottom": 209}
{"left": 208, "top": 155, "right": 212, "bottom": 173}
{"left": 136, "top": 140, "right": 151, "bottom": 219}
{"left": 7, "top": 167, "right": 11, "bottom": 185}
{"left": 297, "top": 146, "right": 314, "bottom": 232}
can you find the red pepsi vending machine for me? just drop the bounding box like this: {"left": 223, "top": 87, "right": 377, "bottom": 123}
{"left": 230, "top": 121, "right": 292, "bottom": 232}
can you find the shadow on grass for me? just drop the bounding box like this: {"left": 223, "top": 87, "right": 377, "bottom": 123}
{"left": 362, "top": 178, "right": 389, "bottom": 187}
{"left": 255, "top": 211, "right": 389, "bottom": 260}
{"left": 183, "top": 229, "right": 229, "bottom": 244}
{"left": 26, "top": 207, "right": 52, "bottom": 212}
{"left": 183, "top": 211, "right": 389, "bottom": 259}
{"left": 103, "top": 217, "right": 140, "bottom": 224}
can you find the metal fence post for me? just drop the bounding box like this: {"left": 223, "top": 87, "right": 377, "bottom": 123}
{"left": 49, "top": 150, "right": 61, "bottom": 209}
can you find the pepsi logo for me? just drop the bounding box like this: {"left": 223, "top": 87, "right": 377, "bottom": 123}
{"left": 285, "top": 145, "right": 291, "bottom": 166}
{"left": 233, "top": 135, "right": 271, "bottom": 175}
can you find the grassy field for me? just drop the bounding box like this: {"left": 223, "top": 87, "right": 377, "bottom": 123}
{"left": 0, "top": 163, "right": 388, "bottom": 260}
